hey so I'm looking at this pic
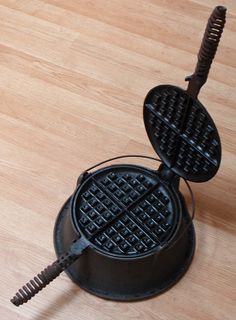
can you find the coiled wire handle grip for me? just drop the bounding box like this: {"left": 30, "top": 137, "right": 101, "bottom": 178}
{"left": 11, "top": 239, "right": 88, "bottom": 306}
{"left": 186, "top": 6, "right": 226, "bottom": 98}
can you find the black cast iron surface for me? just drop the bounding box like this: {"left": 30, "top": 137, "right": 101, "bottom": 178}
{"left": 144, "top": 85, "right": 221, "bottom": 182}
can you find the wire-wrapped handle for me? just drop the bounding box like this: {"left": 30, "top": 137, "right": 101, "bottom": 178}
{"left": 11, "top": 252, "right": 78, "bottom": 306}
{"left": 11, "top": 238, "right": 88, "bottom": 306}
{"left": 186, "top": 6, "right": 226, "bottom": 98}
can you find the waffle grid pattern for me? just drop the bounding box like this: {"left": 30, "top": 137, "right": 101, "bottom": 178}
{"left": 76, "top": 171, "right": 175, "bottom": 255}
{"left": 145, "top": 86, "right": 220, "bottom": 180}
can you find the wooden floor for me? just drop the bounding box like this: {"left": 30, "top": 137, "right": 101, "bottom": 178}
{"left": 0, "top": 1, "right": 235, "bottom": 319}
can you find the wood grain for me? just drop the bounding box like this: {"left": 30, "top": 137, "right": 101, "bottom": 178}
{"left": 0, "top": 1, "right": 235, "bottom": 319}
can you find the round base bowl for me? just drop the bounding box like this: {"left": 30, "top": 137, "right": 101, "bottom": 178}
{"left": 54, "top": 194, "right": 195, "bottom": 301}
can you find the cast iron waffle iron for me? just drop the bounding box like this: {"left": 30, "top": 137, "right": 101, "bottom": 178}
{"left": 11, "top": 6, "right": 226, "bottom": 306}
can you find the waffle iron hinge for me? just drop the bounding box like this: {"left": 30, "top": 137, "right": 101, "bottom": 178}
{"left": 158, "top": 163, "right": 180, "bottom": 189}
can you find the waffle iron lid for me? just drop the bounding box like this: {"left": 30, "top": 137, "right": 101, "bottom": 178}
{"left": 143, "top": 85, "right": 221, "bottom": 182}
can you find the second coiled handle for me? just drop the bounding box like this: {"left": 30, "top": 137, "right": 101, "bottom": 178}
{"left": 196, "top": 6, "right": 226, "bottom": 78}
{"left": 186, "top": 6, "right": 226, "bottom": 98}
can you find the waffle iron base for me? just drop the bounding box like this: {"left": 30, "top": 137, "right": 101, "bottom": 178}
{"left": 54, "top": 173, "right": 195, "bottom": 301}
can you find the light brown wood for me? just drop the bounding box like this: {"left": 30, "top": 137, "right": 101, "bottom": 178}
{"left": 0, "top": 1, "right": 235, "bottom": 319}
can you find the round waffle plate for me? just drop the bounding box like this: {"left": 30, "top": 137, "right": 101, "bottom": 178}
{"left": 72, "top": 165, "right": 180, "bottom": 257}
{"left": 144, "top": 85, "right": 221, "bottom": 182}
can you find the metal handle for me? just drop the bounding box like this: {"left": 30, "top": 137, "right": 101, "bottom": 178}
{"left": 85, "top": 154, "right": 162, "bottom": 172}
{"left": 11, "top": 238, "right": 88, "bottom": 306}
{"left": 186, "top": 6, "right": 226, "bottom": 98}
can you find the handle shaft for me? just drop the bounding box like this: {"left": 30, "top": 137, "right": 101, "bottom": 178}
{"left": 186, "top": 6, "right": 226, "bottom": 98}
{"left": 11, "top": 239, "right": 88, "bottom": 306}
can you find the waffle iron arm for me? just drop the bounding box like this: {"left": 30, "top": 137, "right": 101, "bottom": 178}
{"left": 10, "top": 238, "right": 89, "bottom": 306}
{"left": 185, "top": 6, "right": 226, "bottom": 99}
